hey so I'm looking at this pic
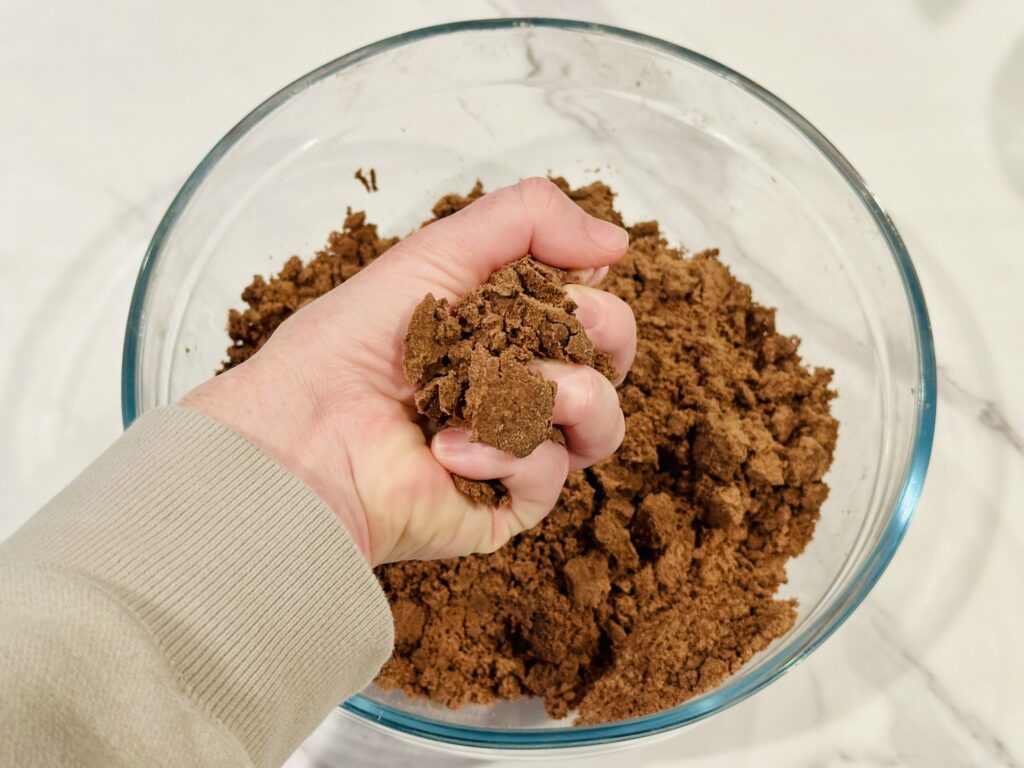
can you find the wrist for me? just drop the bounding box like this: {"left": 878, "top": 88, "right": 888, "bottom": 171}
{"left": 180, "top": 355, "right": 373, "bottom": 562}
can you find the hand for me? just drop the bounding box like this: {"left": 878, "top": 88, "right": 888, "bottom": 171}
{"left": 182, "top": 178, "right": 637, "bottom": 565}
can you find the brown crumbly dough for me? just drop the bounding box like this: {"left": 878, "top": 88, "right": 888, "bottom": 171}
{"left": 221, "top": 210, "right": 398, "bottom": 370}
{"left": 220, "top": 177, "right": 838, "bottom": 725}
{"left": 402, "top": 259, "right": 615, "bottom": 506}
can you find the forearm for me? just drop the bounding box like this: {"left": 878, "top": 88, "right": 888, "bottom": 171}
{"left": 0, "top": 406, "right": 393, "bottom": 768}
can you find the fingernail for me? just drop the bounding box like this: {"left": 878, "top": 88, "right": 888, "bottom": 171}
{"left": 432, "top": 429, "right": 467, "bottom": 458}
{"left": 588, "top": 266, "right": 609, "bottom": 286}
{"left": 569, "top": 267, "right": 595, "bottom": 284}
{"left": 528, "top": 358, "right": 559, "bottom": 376}
{"left": 585, "top": 216, "right": 629, "bottom": 252}
{"left": 564, "top": 284, "right": 600, "bottom": 327}
{"left": 567, "top": 266, "right": 609, "bottom": 287}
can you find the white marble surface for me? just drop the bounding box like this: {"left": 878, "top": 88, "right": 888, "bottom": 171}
{"left": 1, "top": 1, "right": 1022, "bottom": 766}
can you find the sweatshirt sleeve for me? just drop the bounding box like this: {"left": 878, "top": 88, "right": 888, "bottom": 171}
{"left": 0, "top": 405, "right": 394, "bottom": 768}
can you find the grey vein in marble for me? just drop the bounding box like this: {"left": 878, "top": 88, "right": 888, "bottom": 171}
{"left": 454, "top": 95, "right": 497, "bottom": 138}
{"left": 939, "top": 366, "right": 1023, "bottom": 456}
{"left": 868, "top": 605, "right": 1022, "bottom": 768}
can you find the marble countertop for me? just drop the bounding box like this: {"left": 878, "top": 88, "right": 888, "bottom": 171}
{"left": 2, "top": 1, "right": 1021, "bottom": 766}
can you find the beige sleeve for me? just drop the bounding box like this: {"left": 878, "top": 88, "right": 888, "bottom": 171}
{"left": 0, "top": 406, "right": 394, "bottom": 768}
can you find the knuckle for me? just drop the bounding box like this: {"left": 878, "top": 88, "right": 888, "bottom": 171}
{"left": 554, "top": 445, "right": 571, "bottom": 479}
{"left": 607, "top": 293, "right": 637, "bottom": 336}
{"left": 515, "top": 176, "right": 560, "bottom": 214}
{"left": 542, "top": 442, "right": 570, "bottom": 486}
{"left": 612, "top": 409, "right": 626, "bottom": 450}
{"left": 527, "top": 442, "right": 569, "bottom": 486}
{"left": 618, "top": 294, "right": 638, "bottom": 329}
{"left": 572, "top": 368, "right": 606, "bottom": 422}
{"left": 477, "top": 534, "right": 505, "bottom": 555}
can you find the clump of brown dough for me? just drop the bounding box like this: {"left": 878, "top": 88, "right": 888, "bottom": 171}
{"left": 402, "top": 259, "right": 615, "bottom": 506}
{"left": 222, "top": 210, "right": 397, "bottom": 370}
{"left": 221, "top": 177, "right": 838, "bottom": 725}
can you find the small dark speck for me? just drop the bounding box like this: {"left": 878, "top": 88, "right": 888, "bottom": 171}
{"left": 354, "top": 168, "right": 373, "bottom": 193}
{"left": 635, "top": 80, "right": 641, "bottom": 87}
{"left": 184, "top": 346, "right": 191, "bottom": 354}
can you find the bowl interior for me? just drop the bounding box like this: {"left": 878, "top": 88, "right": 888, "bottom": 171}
{"left": 124, "top": 20, "right": 932, "bottom": 748}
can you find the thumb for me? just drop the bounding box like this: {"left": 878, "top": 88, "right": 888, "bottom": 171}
{"left": 388, "top": 177, "right": 629, "bottom": 295}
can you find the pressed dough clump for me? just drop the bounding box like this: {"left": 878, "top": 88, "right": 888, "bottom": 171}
{"left": 402, "top": 258, "right": 615, "bottom": 506}
{"left": 221, "top": 177, "right": 838, "bottom": 725}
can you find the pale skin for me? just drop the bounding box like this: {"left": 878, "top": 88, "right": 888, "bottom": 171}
{"left": 183, "top": 177, "right": 637, "bottom": 565}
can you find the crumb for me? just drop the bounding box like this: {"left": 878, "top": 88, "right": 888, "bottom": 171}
{"left": 354, "top": 167, "right": 378, "bottom": 193}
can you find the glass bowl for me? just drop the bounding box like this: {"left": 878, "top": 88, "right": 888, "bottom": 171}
{"left": 121, "top": 18, "right": 936, "bottom": 757}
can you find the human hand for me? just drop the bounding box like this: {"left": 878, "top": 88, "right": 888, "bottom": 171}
{"left": 182, "top": 178, "right": 637, "bottom": 565}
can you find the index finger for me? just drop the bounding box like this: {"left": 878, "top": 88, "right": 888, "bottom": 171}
{"left": 393, "top": 177, "right": 629, "bottom": 295}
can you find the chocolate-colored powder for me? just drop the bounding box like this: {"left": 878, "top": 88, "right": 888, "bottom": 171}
{"left": 221, "top": 178, "right": 838, "bottom": 725}
{"left": 402, "top": 258, "right": 615, "bottom": 505}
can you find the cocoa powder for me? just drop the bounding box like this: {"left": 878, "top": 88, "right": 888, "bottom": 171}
{"left": 221, "top": 178, "right": 838, "bottom": 724}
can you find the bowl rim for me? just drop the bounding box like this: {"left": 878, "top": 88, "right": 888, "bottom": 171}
{"left": 121, "top": 16, "right": 937, "bottom": 751}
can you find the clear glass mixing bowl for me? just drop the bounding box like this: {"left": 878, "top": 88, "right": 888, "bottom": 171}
{"left": 121, "top": 18, "right": 936, "bottom": 757}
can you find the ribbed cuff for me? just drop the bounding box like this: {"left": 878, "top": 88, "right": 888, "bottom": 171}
{"left": 2, "top": 406, "right": 394, "bottom": 767}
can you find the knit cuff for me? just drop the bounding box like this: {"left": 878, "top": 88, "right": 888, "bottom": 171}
{"left": 2, "top": 405, "right": 393, "bottom": 767}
